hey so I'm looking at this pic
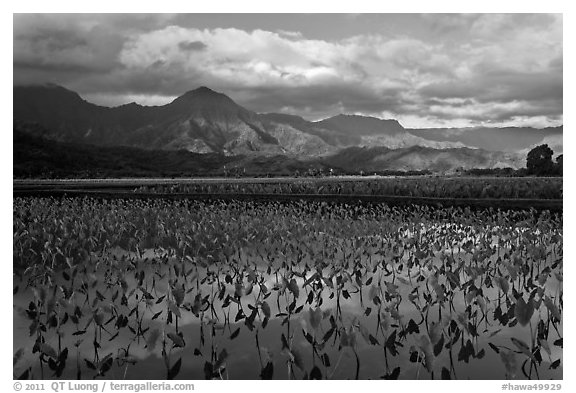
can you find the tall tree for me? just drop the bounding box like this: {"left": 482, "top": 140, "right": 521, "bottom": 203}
{"left": 526, "top": 144, "right": 554, "bottom": 175}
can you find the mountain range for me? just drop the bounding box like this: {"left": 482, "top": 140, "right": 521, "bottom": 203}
{"left": 13, "top": 83, "right": 562, "bottom": 175}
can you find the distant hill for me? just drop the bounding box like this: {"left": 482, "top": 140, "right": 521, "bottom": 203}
{"left": 13, "top": 126, "right": 236, "bottom": 178}
{"left": 13, "top": 83, "right": 556, "bottom": 174}
{"left": 14, "top": 123, "right": 523, "bottom": 178}
{"left": 13, "top": 84, "right": 332, "bottom": 157}
{"left": 409, "top": 126, "right": 563, "bottom": 153}
{"left": 315, "top": 114, "right": 404, "bottom": 136}
{"left": 323, "top": 145, "right": 524, "bottom": 173}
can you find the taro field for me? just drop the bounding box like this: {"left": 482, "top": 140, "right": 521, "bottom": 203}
{"left": 13, "top": 197, "right": 563, "bottom": 380}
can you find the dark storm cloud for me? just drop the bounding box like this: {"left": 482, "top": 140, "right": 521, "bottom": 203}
{"left": 419, "top": 70, "right": 562, "bottom": 104}
{"left": 13, "top": 13, "right": 562, "bottom": 127}
{"left": 178, "top": 41, "right": 207, "bottom": 52}
{"left": 232, "top": 82, "right": 408, "bottom": 120}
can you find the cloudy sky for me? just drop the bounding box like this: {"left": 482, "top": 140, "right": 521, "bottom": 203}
{"left": 13, "top": 14, "right": 562, "bottom": 128}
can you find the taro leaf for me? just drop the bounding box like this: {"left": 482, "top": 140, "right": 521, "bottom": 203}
{"left": 500, "top": 350, "right": 518, "bottom": 377}
{"left": 235, "top": 309, "right": 245, "bottom": 322}
{"left": 245, "top": 308, "right": 258, "bottom": 331}
{"left": 322, "top": 327, "right": 335, "bottom": 343}
{"left": 488, "top": 342, "right": 500, "bottom": 354}
{"left": 368, "top": 334, "right": 380, "bottom": 346}
{"left": 288, "top": 299, "right": 297, "bottom": 314}
{"left": 543, "top": 297, "right": 561, "bottom": 320}
{"left": 139, "top": 287, "right": 154, "bottom": 301}
{"left": 495, "top": 277, "right": 509, "bottom": 294}
{"left": 310, "top": 365, "right": 322, "bottom": 379}
{"left": 433, "top": 333, "right": 445, "bottom": 357}
{"left": 84, "top": 359, "right": 97, "bottom": 370}
{"left": 93, "top": 311, "right": 105, "bottom": 327}
{"left": 538, "top": 338, "right": 551, "bottom": 357}
{"left": 385, "top": 330, "right": 398, "bottom": 355}
{"left": 457, "top": 339, "right": 475, "bottom": 363}
{"left": 553, "top": 338, "right": 563, "bottom": 348}
{"left": 204, "top": 361, "right": 214, "bottom": 380}
{"left": 48, "top": 357, "right": 58, "bottom": 371}
{"left": 322, "top": 353, "right": 331, "bottom": 367}
{"left": 385, "top": 281, "right": 399, "bottom": 296}
{"left": 537, "top": 273, "right": 549, "bottom": 287}
{"left": 534, "top": 348, "right": 542, "bottom": 365}
{"left": 368, "top": 285, "right": 379, "bottom": 302}
{"left": 72, "top": 330, "right": 86, "bottom": 336}
{"left": 230, "top": 327, "right": 240, "bottom": 340}
{"left": 441, "top": 367, "right": 451, "bottom": 380}
{"left": 261, "top": 301, "right": 271, "bottom": 319}
{"left": 446, "top": 271, "right": 460, "bottom": 289}
{"left": 151, "top": 310, "right": 163, "bottom": 320}
{"left": 39, "top": 343, "right": 57, "bottom": 359}
{"left": 382, "top": 366, "right": 400, "bottom": 380}
{"left": 364, "top": 307, "right": 372, "bottom": 316}
{"left": 476, "top": 296, "right": 487, "bottom": 314}
{"left": 172, "top": 287, "right": 185, "bottom": 306}
{"left": 13, "top": 348, "right": 25, "bottom": 366}
{"left": 407, "top": 319, "right": 420, "bottom": 335}
{"left": 303, "top": 330, "right": 314, "bottom": 345}
{"left": 168, "top": 358, "right": 182, "bottom": 380}
{"left": 515, "top": 296, "right": 535, "bottom": 327}
{"left": 281, "top": 333, "right": 289, "bottom": 350}
{"left": 167, "top": 332, "right": 185, "bottom": 348}
{"left": 303, "top": 272, "right": 318, "bottom": 287}
{"left": 288, "top": 279, "right": 299, "bottom": 299}
{"left": 306, "top": 291, "right": 314, "bottom": 305}
{"left": 167, "top": 299, "right": 181, "bottom": 318}
{"left": 309, "top": 307, "right": 322, "bottom": 330}
{"left": 511, "top": 338, "right": 535, "bottom": 362}
{"left": 260, "top": 362, "right": 274, "bottom": 380}
{"left": 550, "top": 359, "right": 561, "bottom": 370}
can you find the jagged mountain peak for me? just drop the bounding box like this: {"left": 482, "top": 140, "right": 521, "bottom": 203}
{"left": 12, "top": 83, "right": 560, "bottom": 169}
{"left": 174, "top": 86, "right": 236, "bottom": 104}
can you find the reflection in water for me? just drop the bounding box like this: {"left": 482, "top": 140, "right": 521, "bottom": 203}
{"left": 14, "top": 238, "right": 562, "bottom": 380}
{"left": 13, "top": 199, "right": 563, "bottom": 380}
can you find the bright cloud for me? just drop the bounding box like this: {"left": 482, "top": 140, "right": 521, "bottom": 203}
{"left": 13, "top": 14, "right": 562, "bottom": 128}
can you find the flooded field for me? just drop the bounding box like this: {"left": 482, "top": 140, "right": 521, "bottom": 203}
{"left": 13, "top": 198, "right": 563, "bottom": 380}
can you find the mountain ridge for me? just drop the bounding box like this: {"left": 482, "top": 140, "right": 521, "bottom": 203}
{"left": 13, "top": 83, "right": 561, "bottom": 173}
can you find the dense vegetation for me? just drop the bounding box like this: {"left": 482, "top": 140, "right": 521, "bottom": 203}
{"left": 526, "top": 145, "right": 563, "bottom": 176}
{"left": 13, "top": 129, "right": 240, "bottom": 179}
{"left": 14, "top": 126, "right": 560, "bottom": 179}
{"left": 133, "top": 177, "right": 562, "bottom": 200}
{"left": 14, "top": 198, "right": 562, "bottom": 380}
